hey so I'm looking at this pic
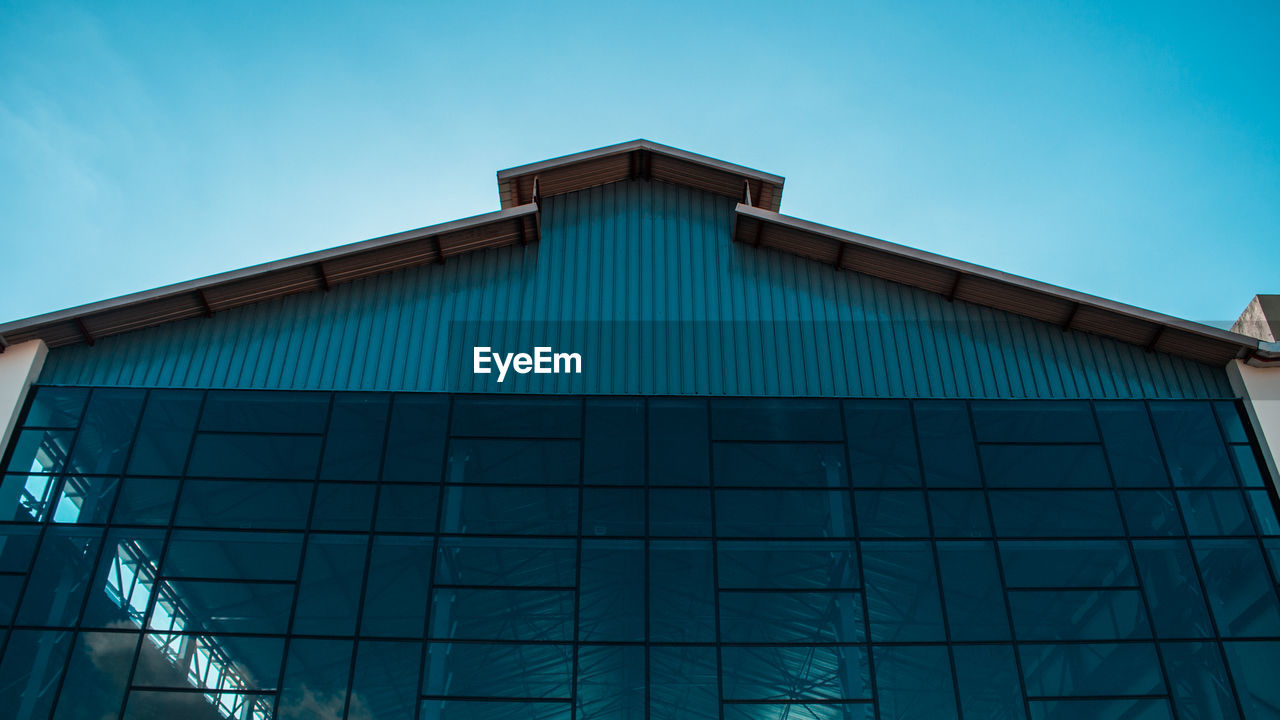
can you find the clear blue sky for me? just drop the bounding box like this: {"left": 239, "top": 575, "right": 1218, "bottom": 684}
{"left": 2, "top": 0, "right": 1277, "bottom": 327}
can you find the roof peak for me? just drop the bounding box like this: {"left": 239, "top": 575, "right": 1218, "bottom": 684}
{"left": 496, "top": 139, "right": 784, "bottom": 212}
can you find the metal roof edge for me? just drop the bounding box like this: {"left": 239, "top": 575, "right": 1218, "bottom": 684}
{"left": 736, "top": 203, "right": 1258, "bottom": 352}
{"left": 497, "top": 139, "right": 785, "bottom": 185}
{"left": 0, "top": 203, "right": 539, "bottom": 335}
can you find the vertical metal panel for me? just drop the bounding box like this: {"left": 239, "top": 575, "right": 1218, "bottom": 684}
{"left": 39, "top": 180, "right": 1232, "bottom": 399}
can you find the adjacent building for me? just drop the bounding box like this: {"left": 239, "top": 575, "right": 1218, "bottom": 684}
{"left": 1, "top": 140, "right": 1279, "bottom": 720}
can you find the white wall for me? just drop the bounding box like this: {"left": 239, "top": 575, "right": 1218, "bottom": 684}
{"left": 1228, "top": 359, "right": 1280, "bottom": 487}
{"left": 0, "top": 339, "right": 48, "bottom": 458}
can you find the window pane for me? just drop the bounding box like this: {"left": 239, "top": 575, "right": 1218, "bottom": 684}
{"left": 972, "top": 401, "right": 1098, "bottom": 443}
{"left": 990, "top": 490, "right": 1124, "bottom": 537}
{"left": 123, "top": 690, "right": 274, "bottom": 720}
{"left": 579, "top": 540, "right": 643, "bottom": 642}
{"left": 1018, "top": 643, "right": 1164, "bottom": 697}
{"left": 0, "top": 525, "right": 42, "bottom": 572}
{"left": 126, "top": 390, "right": 202, "bottom": 477}
{"left": 717, "top": 540, "right": 859, "bottom": 590}
{"left": 873, "top": 645, "right": 957, "bottom": 718}
{"left": 1215, "top": 401, "right": 1249, "bottom": 443}
{"left": 1179, "top": 490, "right": 1255, "bottom": 536}
{"left": 929, "top": 490, "right": 992, "bottom": 538}
{"left": 155, "top": 579, "right": 293, "bottom": 634}
{"left": 293, "top": 534, "right": 367, "bottom": 636}
{"left": 0, "top": 629, "right": 74, "bottom": 718}
{"left": 361, "top": 536, "right": 432, "bottom": 637}
{"left": 1231, "top": 445, "right": 1266, "bottom": 488}
{"left": 421, "top": 699, "right": 571, "bottom": 720}
{"left": 577, "top": 645, "right": 644, "bottom": 720}
{"left": 451, "top": 396, "right": 580, "bottom": 438}
{"left": 311, "top": 482, "right": 375, "bottom": 531}
{"left": 718, "top": 591, "right": 863, "bottom": 643}
{"left": 722, "top": 645, "right": 870, "bottom": 701}
{"left": 915, "top": 401, "right": 980, "bottom": 487}
{"left": 863, "top": 540, "right": 945, "bottom": 642}
{"left": 722, "top": 703, "right": 875, "bottom": 720}
{"left": 376, "top": 483, "right": 440, "bottom": 532}
{"left": 1096, "top": 402, "right": 1169, "bottom": 487}
{"left": 712, "top": 398, "right": 842, "bottom": 442}
{"left": 583, "top": 399, "right": 643, "bottom": 485}
{"left": 24, "top": 386, "right": 88, "bottom": 428}
{"left": 650, "top": 645, "right": 718, "bottom": 720}
{"left": 69, "top": 389, "right": 146, "bottom": 475}
{"left": 0, "top": 474, "right": 58, "bottom": 522}
{"left": 844, "top": 399, "right": 920, "bottom": 487}
{"left": 648, "top": 399, "right": 709, "bottom": 486}
{"left": 1151, "top": 403, "right": 1234, "bottom": 487}
{"left": 199, "top": 390, "right": 328, "bottom": 433}
{"left": 714, "top": 442, "right": 847, "bottom": 487}
{"left": 81, "top": 528, "right": 165, "bottom": 629}
{"left": 423, "top": 642, "right": 572, "bottom": 698}
{"left": 953, "top": 645, "right": 1026, "bottom": 720}
{"left": 1010, "top": 589, "right": 1151, "bottom": 640}
{"left": 446, "top": 438, "right": 580, "bottom": 485}
{"left": 186, "top": 434, "right": 322, "bottom": 480}
{"left": 1159, "top": 642, "right": 1239, "bottom": 720}
{"left": 112, "top": 477, "right": 179, "bottom": 526}
{"left": 582, "top": 488, "right": 643, "bottom": 537}
{"left": 937, "top": 541, "right": 1010, "bottom": 641}
{"left": 854, "top": 490, "right": 929, "bottom": 538}
{"left": 981, "top": 445, "right": 1110, "bottom": 488}
{"left": 382, "top": 395, "right": 448, "bottom": 483}
{"left": 278, "top": 638, "right": 352, "bottom": 718}
{"left": 132, "top": 633, "right": 284, "bottom": 691}
{"left": 1133, "top": 540, "right": 1214, "bottom": 639}
{"left": 352, "top": 640, "right": 420, "bottom": 720}
{"left": 429, "top": 587, "right": 573, "bottom": 641}
{"left": 174, "top": 479, "right": 311, "bottom": 530}
{"left": 7, "top": 428, "right": 75, "bottom": 474}
{"left": 1248, "top": 490, "right": 1280, "bottom": 535}
{"left": 52, "top": 630, "right": 136, "bottom": 720}
{"left": 650, "top": 540, "right": 715, "bottom": 642}
{"left": 163, "top": 530, "right": 302, "bottom": 581}
{"left": 320, "top": 393, "right": 389, "bottom": 482}
{"left": 716, "top": 489, "right": 854, "bottom": 538}
{"left": 1000, "top": 540, "right": 1135, "bottom": 588}
{"left": 436, "top": 537, "right": 576, "bottom": 588}
{"left": 17, "top": 525, "right": 103, "bottom": 626}
{"left": 1193, "top": 539, "right": 1280, "bottom": 637}
{"left": 1222, "top": 640, "right": 1280, "bottom": 720}
{"left": 649, "top": 488, "right": 711, "bottom": 536}
{"left": 1120, "top": 490, "right": 1184, "bottom": 537}
{"left": 1028, "top": 699, "right": 1173, "bottom": 720}
{"left": 439, "top": 486, "right": 577, "bottom": 535}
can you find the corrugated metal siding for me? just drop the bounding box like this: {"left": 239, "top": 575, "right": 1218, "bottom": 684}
{"left": 39, "top": 180, "right": 1232, "bottom": 398}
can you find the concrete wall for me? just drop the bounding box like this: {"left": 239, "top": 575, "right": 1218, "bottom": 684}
{"left": 0, "top": 339, "right": 48, "bottom": 459}
{"left": 1229, "top": 359, "right": 1280, "bottom": 488}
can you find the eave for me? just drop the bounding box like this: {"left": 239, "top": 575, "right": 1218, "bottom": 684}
{"left": 0, "top": 204, "right": 540, "bottom": 350}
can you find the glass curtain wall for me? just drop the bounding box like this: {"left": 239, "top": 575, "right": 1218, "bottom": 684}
{"left": 1, "top": 388, "right": 1278, "bottom": 720}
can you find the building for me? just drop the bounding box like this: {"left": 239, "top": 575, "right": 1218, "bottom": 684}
{"left": 1, "top": 140, "right": 1279, "bottom": 720}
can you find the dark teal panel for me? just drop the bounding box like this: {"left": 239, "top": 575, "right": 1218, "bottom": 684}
{"left": 39, "top": 180, "right": 1231, "bottom": 398}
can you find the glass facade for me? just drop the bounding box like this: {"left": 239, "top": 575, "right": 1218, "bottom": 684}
{"left": 1, "top": 387, "right": 1278, "bottom": 720}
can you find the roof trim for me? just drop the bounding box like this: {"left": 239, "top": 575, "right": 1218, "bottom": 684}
{"left": 497, "top": 139, "right": 785, "bottom": 212}
{"left": 0, "top": 203, "right": 540, "bottom": 349}
{"left": 733, "top": 204, "right": 1257, "bottom": 366}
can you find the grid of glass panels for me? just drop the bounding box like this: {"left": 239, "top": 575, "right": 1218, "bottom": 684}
{"left": 1, "top": 388, "right": 1278, "bottom": 720}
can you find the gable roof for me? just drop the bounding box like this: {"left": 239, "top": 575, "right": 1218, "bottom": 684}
{"left": 498, "top": 139, "right": 784, "bottom": 212}
{"left": 0, "top": 141, "right": 1266, "bottom": 367}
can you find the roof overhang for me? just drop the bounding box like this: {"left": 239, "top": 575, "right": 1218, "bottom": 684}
{"left": 0, "top": 203, "right": 540, "bottom": 350}
{"left": 733, "top": 204, "right": 1258, "bottom": 367}
{"left": 497, "top": 139, "right": 784, "bottom": 212}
